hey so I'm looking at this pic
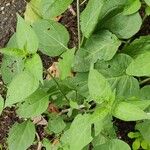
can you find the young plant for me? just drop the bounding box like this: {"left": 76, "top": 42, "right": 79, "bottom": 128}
{"left": 0, "top": 0, "right": 150, "bottom": 150}
{"left": 128, "top": 131, "right": 150, "bottom": 150}
{"left": 123, "top": 0, "right": 150, "bottom": 17}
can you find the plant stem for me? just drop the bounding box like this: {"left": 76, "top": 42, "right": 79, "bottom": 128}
{"left": 36, "top": 132, "right": 42, "bottom": 150}
{"left": 80, "top": 35, "right": 85, "bottom": 46}
{"left": 59, "top": 104, "right": 86, "bottom": 115}
{"left": 80, "top": 0, "right": 87, "bottom": 6}
{"left": 140, "top": 78, "right": 150, "bottom": 85}
{"left": 45, "top": 70, "right": 69, "bottom": 102}
{"left": 142, "top": 14, "right": 147, "bottom": 23}
{"left": 77, "top": 0, "right": 81, "bottom": 50}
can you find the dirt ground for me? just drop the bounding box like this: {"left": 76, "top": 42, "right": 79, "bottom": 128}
{"left": 0, "top": 0, "right": 150, "bottom": 149}
{"left": 0, "top": 0, "right": 26, "bottom": 47}
{"left": 0, "top": 0, "right": 26, "bottom": 149}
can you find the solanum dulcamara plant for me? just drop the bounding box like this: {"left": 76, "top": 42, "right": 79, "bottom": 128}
{"left": 0, "top": 0, "right": 150, "bottom": 150}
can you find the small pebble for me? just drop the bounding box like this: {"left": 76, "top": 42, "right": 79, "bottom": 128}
{"left": 6, "top": 3, "right": 10, "bottom": 6}
{"left": 0, "top": 7, "right": 4, "bottom": 11}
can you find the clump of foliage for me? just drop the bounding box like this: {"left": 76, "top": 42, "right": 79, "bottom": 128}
{"left": 0, "top": 0, "right": 150, "bottom": 149}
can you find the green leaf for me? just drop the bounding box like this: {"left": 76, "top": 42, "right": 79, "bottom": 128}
{"left": 48, "top": 114, "right": 66, "bottom": 134}
{"left": 80, "top": 0, "right": 104, "bottom": 38}
{"left": 92, "top": 108, "right": 111, "bottom": 136}
{"left": 1, "top": 56, "right": 24, "bottom": 84}
{"left": 84, "top": 30, "right": 121, "bottom": 62}
{"left": 42, "top": 138, "right": 52, "bottom": 150}
{"left": 126, "top": 99, "right": 150, "bottom": 110}
{"left": 94, "top": 139, "right": 131, "bottom": 150}
{"left": 108, "top": 76, "right": 139, "bottom": 98}
{"left": 136, "top": 120, "right": 150, "bottom": 143}
{"left": 17, "top": 89, "right": 49, "bottom": 118}
{"left": 90, "top": 106, "right": 110, "bottom": 124}
{"left": 5, "top": 71, "right": 39, "bottom": 107}
{"left": 16, "top": 15, "right": 39, "bottom": 53}
{"left": 128, "top": 132, "right": 141, "bottom": 139}
{"left": 123, "top": 0, "right": 141, "bottom": 15}
{"left": 92, "top": 134, "right": 108, "bottom": 148}
{"left": 61, "top": 114, "right": 93, "bottom": 150}
{"left": 73, "top": 48, "right": 90, "bottom": 72}
{"left": 140, "top": 85, "right": 150, "bottom": 100}
{"left": 26, "top": 0, "right": 42, "bottom": 17}
{"left": 73, "top": 30, "right": 121, "bottom": 72}
{"left": 24, "top": 0, "right": 42, "bottom": 24}
{"left": 1, "top": 34, "right": 24, "bottom": 85}
{"left": 145, "top": 6, "right": 150, "bottom": 15}
{"left": 113, "top": 102, "right": 149, "bottom": 121}
{"left": 141, "top": 140, "right": 148, "bottom": 149}
{"left": 8, "top": 121, "right": 35, "bottom": 150}
{"left": 33, "top": 19, "right": 69, "bottom": 56}
{"left": 95, "top": 54, "right": 140, "bottom": 98}
{"left": 100, "top": 0, "right": 126, "bottom": 17}
{"left": 93, "top": 118, "right": 116, "bottom": 148}
{"left": 0, "top": 48, "right": 26, "bottom": 57}
{"left": 0, "top": 96, "right": 4, "bottom": 115}
{"left": 95, "top": 54, "right": 132, "bottom": 78}
{"left": 96, "top": 0, "right": 142, "bottom": 39}
{"left": 64, "top": 73, "right": 89, "bottom": 98}
{"left": 99, "top": 12, "right": 142, "bottom": 39}
{"left": 123, "top": 36, "right": 150, "bottom": 58}
{"left": 69, "top": 100, "right": 78, "bottom": 109}
{"left": 7, "top": 33, "right": 18, "bottom": 48}
{"left": 88, "top": 69, "right": 112, "bottom": 103}
{"left": 41, "top": 0, "right": 73, "bottom": 19}
{"left": 58, "top": 49, "right": 75, "bottom": 80}
{"left": 145, "top": 0, "right": 150, "bottom": 6}
{"left": 126, "top": 52, "right": 150, "bottom": 77}
{"left": 132, "top": 139, "right": 141, "bottom": 150}
{"left": 25, "top": 54, "right": 43, "bottom": 83}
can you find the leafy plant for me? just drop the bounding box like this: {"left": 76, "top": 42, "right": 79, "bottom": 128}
{"left": 123, "top": 0, "right": 150, "bottom": 16}
{"left": 0, "top": 0, "right": 150, "bottom": 149}
{"left": 128, "top": 131, "right": 150, "bottom": 150}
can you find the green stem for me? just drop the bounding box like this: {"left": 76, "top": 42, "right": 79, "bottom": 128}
{"left": 142, "top": 14, "right": 147, "bottom": 23}
{"left": 80, "top": 35, "right": 85, "bottom": 46}
{"left": 45, "top": 70, "right": 69, "bottom": 102}
{"left": 77, "top": 0, "right": 81, "bottom": 50}
{"left": 122, "top": 39, "right": 131, "bottom": 49}
{"left": 100, "top": 132, "right": 111, "bottom": 140}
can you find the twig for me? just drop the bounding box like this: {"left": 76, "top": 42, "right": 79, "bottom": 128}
{"left": 80, "top": 35, "right": 86, "bottom": 47}
{"left": 80, "top": 0, "right": 87, "bottom": 6}
{"left": 45, "top": 69, "right": 69, "bottom": 102}
{"left": 140, "top": 78, "right": 150, "bottom": 86}
{"left": 77, "top": 0, "right": 81, "bottom": 50}
{"left": 59, "top": 104, "right": 86, "bottom": 115}
{"left": 142, "top": 14, "right": 147, "bottom": 23}
{"left": 36, "top": 132, "right": 42, "bottom": 150}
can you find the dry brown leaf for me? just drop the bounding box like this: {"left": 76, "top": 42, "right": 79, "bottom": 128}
{"left": 46, "top": 62, "right": 60, "bottom": 80}
{"left": 52, "top": 138, "right": 60, "bottom": 146}
{"left": 68, "top": 5, "right": 76, "bottom": 16}
{"left": 32, "top": 116, "right": 48, "bottom": 126}
{"left": 48, "top": 103, "right": 60, "bottom": 114}
{"left": 54, "top": 15, "right": 62, "bottom": 22}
